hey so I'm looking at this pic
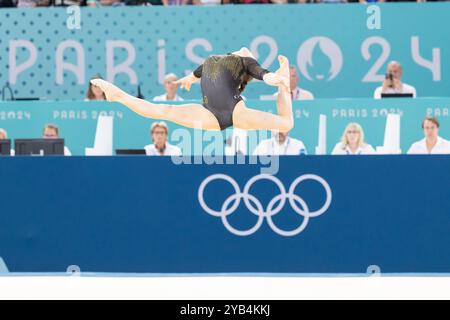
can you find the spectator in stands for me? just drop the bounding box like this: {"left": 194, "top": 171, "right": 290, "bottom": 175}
{"left": 193, "top": 0, "right": 221, "bottom": 4}
{"left": 53, "top": 0, "right": 84, "bottom": 5}
{"left": 86, "top": 75, "right": 107, "bottom": 101}
{"left": 100, "top": 0, "right": 125, "bottom": 6}
{"left": 0, "top": 0, "right": 16, "bottom": 7}
{"left": 253, "top": 130, "right": 307, "bottom": 155}
{"left": 86, "top": 0, "right": 101, "bottom": 6}
{"left": 153, "top": 73, "right": 184, "bottom": 101}
{"left": 273, "top": 65, "right": 314, "bottom": 100}
{"left": 373, "top": 61, "right": 416, "bottom": 99}
{"left": 353, "top": 0, "right": 385, "bottom": 3}
{"left": 17, "top": 0, "right": 49, "bottom": 6}
{"left": 164, "top": 0, "right": 188, "bottom": 4}
{"left": 144, "top": 121, "right": 182, "bottom": 156}
{"left": 238, "top": 0, "right": 260, "bottom": 2}
{"left": 122, "top": 0, "right": 161, "bottom": 4}
{"left": 223, "top": 0, "right": 269, "bottom": 3}
{"left": 318, "top": 0, "right": 347, "bottom": 3}
{"left": 43, "top": 124, "right": 72, "bottom": 156}
{"left": 132, "top": 0, "right": 161, "bottom": 5}
{"left": 223, "top": 0, "right": 295, "bottom": 2}
{"left": 332, "top": 123, "right": 376, "bottom": 155}
{"left": 407, "top": 116, "right": 450, "bottom": 154}
{"left": 387, "top": 0, "right": 424, "bottom": 3}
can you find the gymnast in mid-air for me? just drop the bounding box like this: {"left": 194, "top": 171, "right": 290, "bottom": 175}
{"left": 91, "top": 47, "right": 293, "bottom": 132}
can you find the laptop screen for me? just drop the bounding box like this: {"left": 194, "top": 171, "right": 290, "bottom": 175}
{"left": 116, "top": 149, "right": 147, "bottom": 155}
{"left": 381, "top": 93, "right": 414, "bottom": 98}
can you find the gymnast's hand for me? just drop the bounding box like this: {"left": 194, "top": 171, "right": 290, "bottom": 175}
{"left": 90, "top": 79, "right": 125, "bottom": 103}
{"left": 175, "top": 74, "right": 197, "bottom": 91}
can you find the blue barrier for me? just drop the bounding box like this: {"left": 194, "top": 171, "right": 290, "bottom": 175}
{"left": 0, "top": 156, "right": 449, "bottom": 275}
{"left": 0, "top": 257, "right": 8, "bottom": 273}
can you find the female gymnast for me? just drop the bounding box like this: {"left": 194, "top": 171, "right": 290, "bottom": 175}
{"left": 91, "top": 47, "right": 293, "bottom": 132}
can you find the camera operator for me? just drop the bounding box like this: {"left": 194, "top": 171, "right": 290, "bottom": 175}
{"left": 373, "top": 61, "right": 416, "bottom": 99}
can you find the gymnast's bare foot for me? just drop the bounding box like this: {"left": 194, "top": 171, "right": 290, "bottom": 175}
{"left": 232, "top": 47, "right": 256, "bottom": 60}
{"left": 275, "top": 55, "right": 290, "bottom": 91}
{"left": 90, "top": 79, "right": 126, "bottom": 103}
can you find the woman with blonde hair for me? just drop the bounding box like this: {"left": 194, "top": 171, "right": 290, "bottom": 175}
{"left": 331, "top": 123, "right": 376, "bottom": 155}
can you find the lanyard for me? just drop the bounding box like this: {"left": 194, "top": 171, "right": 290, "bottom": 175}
{"left": 346, "top": 147, "right": 361, "bottom": 155}
{"left": 272, "top": 137, "right": 290, "bottom": 155}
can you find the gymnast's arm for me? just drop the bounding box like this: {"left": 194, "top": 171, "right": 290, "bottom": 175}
{"left": 244, "top": 57, "right": 289, "bottom": 89}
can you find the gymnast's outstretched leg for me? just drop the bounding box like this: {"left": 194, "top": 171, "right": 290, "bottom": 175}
{"left": 232, "top": 55, "right": 293, "bottom": 132}
{"left": 91, "top": 79, "right": 220, "bottom": 130}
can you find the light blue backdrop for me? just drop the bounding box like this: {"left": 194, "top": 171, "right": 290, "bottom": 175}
{"left": 0, "top": 3, "right": 449, "bottom": 100}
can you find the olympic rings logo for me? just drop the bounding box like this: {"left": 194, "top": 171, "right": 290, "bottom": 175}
{"left": 198, "top": 174, "right": 332, "bottom": 237}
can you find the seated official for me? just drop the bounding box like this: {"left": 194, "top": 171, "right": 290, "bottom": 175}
{"left": 253, "top": 131, "right": 307, "bottom": 156}
{"left": 144, "top": 121, "right": 182, "bottom": 156}
{"left": 152, "top": 73, "right": 184, "bottom": 102}
{"left": 43, "top": 124, "right": 72, "bottom": 156}
{"left": 332, "top": 123, "right": 376, "bottom": 155}
{"left": 407, "top": 116, "right": 450, "bottom": 154}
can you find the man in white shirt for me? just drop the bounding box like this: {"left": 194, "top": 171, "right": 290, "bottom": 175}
{"left": 144, "top": 121, "right": 182, "bottom": 156}
{"left": 373, "top": 61, "right": 416, "bottom": 99}
{"left": 272, "top": 65, "right": 314, "bottom": 100}
{"left": 43, "top": 124, "right": 72, "bottom": 156}
{"left": 153, "top": 73, "right": 184, "bottom": 102}
{"left": 407, "top": 116, "right": 450, "bottom": 154}
{"left": 253, "top": 131, "right": 307, "bottom": 156}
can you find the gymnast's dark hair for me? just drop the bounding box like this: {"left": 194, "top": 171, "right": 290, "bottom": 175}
{"left": 239, "top": 73, "right": 253, "bottom": 94}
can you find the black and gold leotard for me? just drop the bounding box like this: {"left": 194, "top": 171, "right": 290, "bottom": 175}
{"left": 193, "top": 54, "right": 269, "bottom": 130}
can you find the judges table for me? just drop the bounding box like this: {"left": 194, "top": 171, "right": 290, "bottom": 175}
{"left": 0, "top": 155, "right": 449, "bottom": 276}
{"left": 1, "top": 98, "right": 450, "bottom": 156}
